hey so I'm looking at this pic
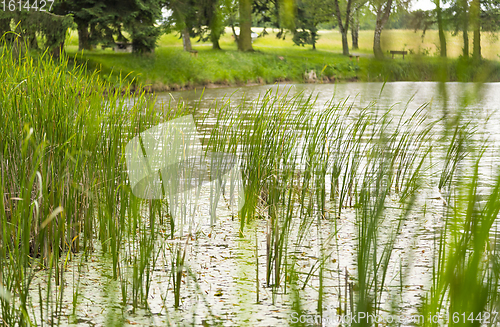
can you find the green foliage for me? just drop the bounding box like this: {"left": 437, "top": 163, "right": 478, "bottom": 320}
{"left": 292, "top": 29, "right": 317, "bottom": 47}
{"left": 163, "top": 0, "right": 228, "bottom": 49}
{"left": 163, "top": 0, "right": 199, "bottom": 34}
{"left": 0, "top": 35, "right": 160, "bottom": 323}
{"left": 5, "top": 31, "right": 500, "bottom": 325}
{"left": 362, "top": 56, "right": 500, "bottom": 82}
{"left": 385, "top": 5, "right": 413, "bottom": 29}
{"left": 53, "top": 0, "right": 109, "bottom": 49}
{"left": 252, "top": 0, "right": 281, "bottom": 28}
{"left": 126, "top": 0, "right": 163, "bottom": 53}
{"left": 0, "top": 10, "right": 73, "bottom": 53}
{"left": 291, "top": 0, "right": 334, "bottom": 49}
{"left": 54, "top": 0, "right": 163, "bottom": 52}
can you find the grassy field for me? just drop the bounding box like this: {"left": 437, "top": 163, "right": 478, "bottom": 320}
{"left": 66, "top": 27, "right": 500, "bottom": 59}
{"left": 64, "top": 28, "right": 500, "bottom": 91}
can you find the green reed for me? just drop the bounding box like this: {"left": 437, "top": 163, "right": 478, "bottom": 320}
{"left": 0, "top": 36, "right": 160, "bottom": 323}
{"left": 201, "top": 86, "right": 442, "bottom": 324}
{"left": 423, "top": 128, "right": 500, "bottom": 326}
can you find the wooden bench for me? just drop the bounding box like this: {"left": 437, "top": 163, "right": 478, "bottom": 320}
{"left": 390, "top": 50, "right": 407, "bottom": 59}
{"left": 349, "top": 54, "right": 360, "bottom": 62}
{"left": 189, "top": 49, "right": 198, "bottom": 57}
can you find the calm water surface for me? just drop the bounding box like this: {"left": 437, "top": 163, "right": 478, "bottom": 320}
{"left": 159, "top": 81, "right": 500, "bottom": 140}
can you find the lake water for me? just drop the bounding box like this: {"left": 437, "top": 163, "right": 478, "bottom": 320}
{"left": 161, "top": 81, "right": 500, "bottom": 141}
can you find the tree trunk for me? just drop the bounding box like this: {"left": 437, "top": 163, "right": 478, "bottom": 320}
{"left": 462, "top": 28, "right": 469, "bottom": 58}
{"left": 373, "top": 0, "right": 393, "bottom": 59}
{"left": 470, "top": 0, "right": 481, "bottom": 59}
{"left": 351, "top": 11, "right": 359, "bottom": 50}
{"left": 341, "top": 32, "right": 349, "bottom": 55}
{"left": 461, "top": 0, "right": 469, "bottom": 57}
{"left": 473, "top": 27, "right": 480, "bottom": 60}
{"left": 182, "top": 27, "right": 192, "bottom": 52}
{"left": 373, "top": 25, "right": 383, "bottom": 58}
{"left": 435, "top": 0, "right": 447, "bottom": 57}
{"left": 231, "top": 23, "right": 239, "bottom": 43}
{"left": 312, "top": 31, "right": 317, "bottom": 50}
{"left": 238, "top": 0, "right": 253, "bottom": 51}
{"left": 77, "top": 22, "right": 91, "bottom": 51}
{"left": 211, "top": 34, "right": 221, "bottom": 50}
{"left": 333, "top": 0, "right": 352, "bottom": 56}
{"left": 208, "top": 0, "right": 222, "bottom": 50}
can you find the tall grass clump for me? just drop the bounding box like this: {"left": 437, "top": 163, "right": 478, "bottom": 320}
{"left": 0, "top": 37, "right": 162, "bottom": 324}
{"left": 203, "top": 88, "right": 442, "bottom": 322}
{"left": 351, "top": 104, "right": 432, "bottom": 324}
{"left": 422, "top": 106, "right": 500, "bottom": 326}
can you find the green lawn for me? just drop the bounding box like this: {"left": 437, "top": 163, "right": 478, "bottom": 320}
{"left": 153, "top": 28, "right": 500, "bottom": 60}
{"left": 67, "top": 36, "right": 361, "bottom": 90}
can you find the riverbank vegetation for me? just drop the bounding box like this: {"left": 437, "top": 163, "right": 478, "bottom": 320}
{"left": 65, "top": 28, "right": 500, "bottom": 92}
{"left": 2, "top": 38, "right": 500, "bottom": 326}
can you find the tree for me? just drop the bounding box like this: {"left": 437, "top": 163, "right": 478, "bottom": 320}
{"left": 206, "top": 0, "right": 225, "bottom": 49}
{"left": 450, "top": 0, "right": 500, "bottom": 60}
{"left": 226, "top": 0, "right": 240, "bottom": 42}
{"left": 447, "top": 0, "right": 469, "bottom": 57}
{"left": 0, "top": 10, "right": 73, "bottom": 55}
{"left": 351, "top": 6, "right": 373, "bottom": 49}
{"left": 435, "top": 0, "right": 447, "bottom": 57}
{"left": 53, "top": 0, "right": 102, "bottom": 50}
{"left": 460, "top": 0, "right": 469, "bottom": 57}
{"left": 164, "top": 0, "right": 199, "bottom": 51}
{"left": 470, "top": 0, "right": 481, "bottom": 59}
{"left": 481, "top": 0, "right": 500, "bottom": 33}
{"left": 253, "top": 0, "right": 279, "bottom": 29}
{"left": 195, "top": 0, "right": 228, "bottom": 50}
{"left": 333, "top": 0, "right": 369, "bottom": 55}
{"left": 54, "top": 0, "right": 129, "bottom": 50}
{"left": 333, "top": 0, "right": 354, "bottom": 55}
{"left": 291, "top": 0, "right": 333, "bottom": 49}
{"left": 408, "top": 9, "right": 434, "bottom": 41}
{"left": 125, "top": 0, "right": 163, "bottom": 53}
{"left": 239, "top": 0, "right": 254, "bottom": 51}
{"left": 57, "top": 0, "right": 163, "bottom": 53}
{"left": 351, "top": 9, "right": 360, "bottom": 49}
{"left": 164, "top": 0, "right": 233, "bottom": 51}
{"left": 372, "top": 0, "right": 393, "bottom": 58}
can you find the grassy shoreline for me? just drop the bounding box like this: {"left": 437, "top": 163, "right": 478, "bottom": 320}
{"left": 65, "top": 29, "right": 500, "bottom": 92}
{"left": 68, "top": 47, "right": 361, "bottom": 92}
{"left": 69, "top": 48, "right": 500, "bottom": 93}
